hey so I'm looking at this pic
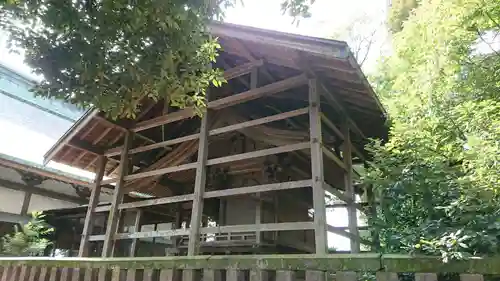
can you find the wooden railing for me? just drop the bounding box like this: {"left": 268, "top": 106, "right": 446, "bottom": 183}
{"left": 0, "top": 254, "right": 499, "bottom": 281}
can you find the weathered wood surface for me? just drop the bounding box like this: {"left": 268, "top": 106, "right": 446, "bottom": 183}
{"left": 1, "top": 254, "right": 500, "bottom": 281}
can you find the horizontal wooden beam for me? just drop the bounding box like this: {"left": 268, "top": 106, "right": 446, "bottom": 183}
{"left": 0, "top": 179, "right": 85, "bottom": 204}
{"left": 323, "top": 182, "right": 362, "bottom": 211}
{"left": 209, "top": 107, "right": 309, "bottom": 136}
{"left": 206, "top": 142, "right": 309, "bottom": 166}
{"left": 119, "top": 194, "right": 194, "bottom": 210}
{"left": 207, "top": 74, "right": 308, "bottom": 110}
{"left": 132, "top": 108, "right": 195, "bottom": 133}
{"left": 67, "top": 139, "right": 103, "bottom": 156}
{"left": 322, "top": 146, "right": 346, "bottom": 170}
{"left": 327, "top": 224, "right": 362, "bottom": 242}
{"left": 204, "top": 180, "right": 312, "bottom": 198}
{"left": 223, "top": 59, "right": 264, "bottom": 80}
{"left": 93, "top": 115, "right": 156, "bottom": 144}
{"left": 201, "top": 222, "right": 314, "bottom": 234}
{"left": 320, "top": 113, "right": 365, "bottom": 161}
{"left": 105, "top": 134, "right": 199, "bottom": 157}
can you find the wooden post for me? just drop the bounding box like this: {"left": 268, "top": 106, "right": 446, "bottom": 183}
{"left": 20, "top": 192, "right": 32, "bottom": 216}
{"left": 342, "top": 121, "right": 360, "bottom": 253}
{"left": 129, "top": 209, "right": 142, "bottom": 257}
{"left": 366, "top": 184, "right": 380, "bottom": 251}
{"left": 102, "top": 131, "right": 132, "bottom": 257}
{"left": 187, "top": 107, "right": 210, "bottom": 256}
{"left": 79, "top": 155, "right": 108, "bottom": 257}
{"left": 255, "top": 194, "right": 262, "bottom": 244}
{"left": 308, "top": 78, "right": 328, "bottom": 254}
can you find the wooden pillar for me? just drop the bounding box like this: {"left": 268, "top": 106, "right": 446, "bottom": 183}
{"left": 366, "top": 184, "right": 380, "bottom": 251}
{"left": 342, "top": 121, "right": 360, "bottom": 253}
{"left": 308, "top": 78, "right": 328, "bottom": 254}
{"left": 187, "top": 107, "right": 210, "bottom": 256}
{"left": 20, "top": 191, "right": 32, "bottom": 216}
{"left": 102, "top": 131, "right": 132, "bottom": 257}
{"left": 129, "top": 209, "right": 142, "bottom": 257}
{"left": 255, "top": 194, "right": 262, "bottom": 244}
{"left": 79, "top": 155, "right": 107, "bottom": 257}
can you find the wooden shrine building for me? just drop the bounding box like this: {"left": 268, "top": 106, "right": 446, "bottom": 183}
{"left": 43, "top": 22, "right": 387, "bottom": 258}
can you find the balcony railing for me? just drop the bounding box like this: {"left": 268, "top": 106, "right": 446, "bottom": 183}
{"left": 0, "top": 254, "right": 499, "bottom": 281}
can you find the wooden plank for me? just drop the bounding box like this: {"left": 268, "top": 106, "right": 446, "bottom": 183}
{"left": 110, "top": 228, "right": 190, "bottom": 240}
{"left": 343, "top": 121, "right": 360, "bottom": 253}
{"left": 20, "top": 192, "right": 32, "bottom": 216}
{"left": 460, "top": 274, "right": 484, "bottom": 281}
{"left": 319, "top": 82, "right": 365, "bottom": 139}
{"left": 102, "top": 131, "right": 132, "bottom": 257}
{"left": 27, "top": 267, "right": 37, "bottom": 281}
{"left": 187, "top": 105, "right": 210, "bottom": 256}
{"left": 133, "top": 108, "right": 195, "bottom": 133}
{"left": 201, "top": 222, "right": 314, "bottom": 234}
{"left": 126, "top": 269, "right": 135, "bottom": 281}
{"left": 375, "top": 272, "right": 398, "bottom": 281}
{"left": 97, "top": 268, "right": 106, "bottom": 281}
{"left": 71, "top": 268, "right": 80, "bottom": 281}
{"left": 308, "top": 78, "right": 328, "bottom": 255}
{"left": 207, "top": 142, "right": 309, "bottom": 166}
{"left": 305, "top": 271, "right": 325, "bottom": 281}
{"left": 209, "top": 107, "right": 309, "bottom": 137}
{"left": 250, "top": 270, "right": 268, "bottom": 281}
{"left": 60, "top": 268, "right": 69, "bottom": 281}
{"left": 119, "top": 194, "right": 194, "bottom": 210}
{"left": 111, "top": 267, "right": 120, "bottom": 281}
{"left": 203, "top": 269, "right": 216, "bottom": 281}
{"left": 142, "top": 269, "right": 153, "bottom": 281}
{"left": 106, "top": 133, "right": 198, "bottom": 157}
{"left": 226, "top": 269, "right": 240, "bottom": 281}
{"left": 39, "top": 267, "right": 48, "bottom": 281}
{"left": 159, "top": 269, "right": 174, "bottom": 281}
{"left": 320, "top": 113, "right": 365, "bottom": 161}
{"left": 204, "top": 180, "right": 312, "bottom": 198}
{"left": 327, "top": 224, "right": 362, "bottom": 243}
{"left": 0, "top": 266, "right": 10, "bottom": 281}
{"left": 18, "top": 266, "right": 27, "bottom": 281}
{"left": 79, "top": 156, "right": 108, "bottom": 257}
{"left": 48, "top": 268, "right": 57, "bottom": 281}
{"left": 323, "top": 183, "right": 362, "bottom": 210}
{"left": 208, "top": 74, "right": 308, "bottom": 110}
{"left": 224, "top": 59, "right": 264, "bottom": 80}
{"left": 83, "top": 268, "right": 92, "bottom": 281}
{"left": 129, "top": 210, "right": 142, "bottom": 257}
{"left": 276, "top": 270, "right": 295, "bottom": 281}
{"left": 0, "top": 179, "right": 85, "bottom": 204}
{"left": 336, "top": 272, "right": 357, "bottom": 281}
{"left": 322, "top": 146, "right": 346, "bottom": 170}
{"left": 415, "top": 273, "right": 438, "bottom": 281}
{"left": 123, "top": 162, "right": 197, "bottom": 182}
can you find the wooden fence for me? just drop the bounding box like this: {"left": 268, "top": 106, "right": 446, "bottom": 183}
{"left": 0, "top": 254, "right": 499, "bottom": 281}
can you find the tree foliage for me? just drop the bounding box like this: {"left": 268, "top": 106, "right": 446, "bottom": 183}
{"left": 365, "top": 0, "right": 500, "bottom": 261}
{"left": 1, "top": 211, "right": 54, "bottom": 256}
{"left": 387, "top": 0, "right": 419, "bottom": 33}
{"left": 0, "top": 0, "right": 313, "bottom": 119}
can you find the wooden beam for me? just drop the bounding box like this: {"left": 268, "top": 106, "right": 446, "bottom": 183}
{"left": 106, "top": 134, "right": 198, "bottom": 157}
{"left": 79, "top": 155, "right": 107, "bottom": 257}
{"left": 119, "top": 194, "right": 194, "bottom": 210}
{"left": 204, "top": 180, "right": 312, "bottom": 199}
{"left": 323, "top": 182, "right": 362, "bottom": 211}
{"left": 318, "top": 82, "right": 365, "bottom": 139}
{"left": 308, "top": 78, "right": 328, "bottom": 255}
{"left": 187, "top": 105, "right": 210, "bottom": 256}
{"left": 132, "top": 108, "right": 196, "bottom": 133}
{"left": 67, "top": 139, "right": 103, "bottom": 156}
{"left": 366, "top": 184, "right": 380, "bottom": 251}
{"left": 224, "top": 59, "right": 264, "bottom": 80}
{"left": 129, "top": 209, "right": 142, "bottom": 257}
{"left": 124, "top": 163, "right": 197, "bottom": 182}
{"left": 209, "top": 107, "right": 309, "bottom": 136}
{"left": 20, "top": 191, "right": 32, "bottom": 216}
{"left": 201, "top": 222, "right": 314, "bottom": 234}
{"left": 207, "top": 142, "right": 309, "bottom": 166}
{"left": 94, "top": 115, "right": 156, "bottom": 144}
{"left": 322, "top": 146, "right": 346, "bottom": 170}
{"left": 320, "top": 113, "right": 365, "bottom": 161}
{"left": 208, "top": 74, "right": 308, "bottom": 110}
{"left": 0, "top": 178, "right": 85, "bottom": 204}
{"left": 101, "top": 131, "right": 132, "bottom": 257}
{"left": 343, "top": 121, "right": 360, "bottom": 253}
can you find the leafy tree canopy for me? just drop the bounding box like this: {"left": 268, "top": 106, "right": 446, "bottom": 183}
{"left": 0, "top": 0, "right": 313, "bottom": 119}
{"left": 1, "top": 211, "right": 54, "bottom": 256}
{"left": 365, "top": 0, "right": 500, "bottom": 261}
